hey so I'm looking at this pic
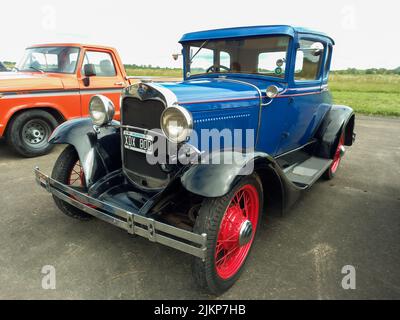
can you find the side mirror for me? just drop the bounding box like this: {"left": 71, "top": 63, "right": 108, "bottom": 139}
{"left": 84, "top": 64, "right": 96, "bottom": 77}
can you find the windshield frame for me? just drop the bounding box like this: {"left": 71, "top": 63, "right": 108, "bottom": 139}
{"left": 182, "top": 35, "right": 293, "bottom": 81}
{"left": 17, "top": 46, "right": 81, "bottom": 74}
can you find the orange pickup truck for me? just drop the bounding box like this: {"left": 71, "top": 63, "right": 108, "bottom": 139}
{"left": 0, "top": 44, "right": 133, "bottom": 157}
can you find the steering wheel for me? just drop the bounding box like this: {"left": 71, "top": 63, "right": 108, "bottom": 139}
{"left": 206, "top": 65, "right": 230, "bottom": 73}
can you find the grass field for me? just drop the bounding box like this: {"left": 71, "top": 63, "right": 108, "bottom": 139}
{"left": 125, "top": 67, "right": 182, "bottom": 77}
{"left": 329, "top": 74, "right": 400, "bottom": 117}
{"left": 126, "top": 69, "right": 399, "bottom": 117}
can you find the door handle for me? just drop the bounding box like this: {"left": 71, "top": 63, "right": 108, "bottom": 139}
{"left": 114, "top": 82, "right": 124, "bottom": 86}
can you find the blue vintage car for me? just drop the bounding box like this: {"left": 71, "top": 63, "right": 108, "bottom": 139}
{"left": 35, "top": 25, "right": 356, "bottom": 294}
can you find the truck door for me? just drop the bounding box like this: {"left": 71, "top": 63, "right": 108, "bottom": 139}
{"left": 275, "top": 38, "right": 328, "bottom": 155}
{"left": 78, "top": 49, "right": 125, "bottom": 120}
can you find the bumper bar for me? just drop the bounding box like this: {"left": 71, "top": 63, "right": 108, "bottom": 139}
{"left": 34, "top": 167, "right": 207, "bottom": 260}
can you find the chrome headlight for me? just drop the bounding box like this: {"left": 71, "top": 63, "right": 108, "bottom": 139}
{"left": 89, "top": 95, "right": 115, "bottom": 126}
{"left": 161, "top": 106, "right": 193, "bottom": 143}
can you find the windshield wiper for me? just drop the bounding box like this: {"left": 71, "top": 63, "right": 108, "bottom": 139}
{"left": 28, "top": 65, "right": 45, "bottom": 73}
{"left": 189, "top": 40, "right": 209, "bottom": 64}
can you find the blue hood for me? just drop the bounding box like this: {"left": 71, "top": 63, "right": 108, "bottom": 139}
{"left": 158, "top": 78, "right": 261, "bottom": 112}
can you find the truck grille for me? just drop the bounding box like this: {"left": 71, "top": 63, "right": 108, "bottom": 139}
{"left": 121, "top": 97, "right": 169, "bottom": 189}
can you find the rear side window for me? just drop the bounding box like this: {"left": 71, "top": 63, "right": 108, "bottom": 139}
{"left": 323, "top": 45, "right": 332, "bottom": 79}
{"left": 294, "top": 39, "right": 324, "bottom": 81}
{"left": 82, "top": 51, "right": 116, "bottom": 77}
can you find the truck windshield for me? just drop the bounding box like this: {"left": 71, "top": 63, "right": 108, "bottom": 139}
{"left": 184, "top": 36, "right": 290, "bottom": 78}
{"left": 17, "top": 47, "right": 80, "bottom": 74}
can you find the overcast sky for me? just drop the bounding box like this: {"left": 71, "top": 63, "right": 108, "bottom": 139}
{"left": 1, "top": 0, "right": 399, "bottom": 70}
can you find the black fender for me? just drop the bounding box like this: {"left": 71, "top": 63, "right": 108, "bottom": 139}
{"left": 49, "top": 118, "right": 121, "bottom": 187}
{"left": 180, "top": 151, "right": 273, "bottom": 198}
{"left": 315, "top": 105, "right": 355, "bottom": 159}
{"left": 180, "top": 151, "right": 303, "bottom": 213}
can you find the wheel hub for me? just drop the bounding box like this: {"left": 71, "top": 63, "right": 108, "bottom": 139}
{"left": 23, "top": 121, "right": 47, "bottom": 145}
{"left": 219, "top": 204, "right": 254, "bottom": 249}
{"left": 239, "top": 220, "right": 253, "bottom": 246}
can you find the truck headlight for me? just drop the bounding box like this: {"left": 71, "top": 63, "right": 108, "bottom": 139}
{"left": 89, "top": 95, "right": 115, "bottom": 126}
{"left": 161, "top": 106, "right": 193, "bottom": 143}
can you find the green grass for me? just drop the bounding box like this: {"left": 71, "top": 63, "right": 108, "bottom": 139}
{"left": 125, "top": 67, "right": 182, "bottom": 77}
{"left": 330, "top": 74, "right": 400, "bottom": 117}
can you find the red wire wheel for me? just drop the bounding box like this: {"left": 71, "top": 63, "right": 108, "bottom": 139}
{"left": 215, "top": 184, "right": 260, "bottom": 279}
{"left": 51, "top": 145, "right": 93, "bottom": 220}
{"left": 324, "top": 134, "right": 345, "bottom": 180}
{"left": 192, "top": 174, "right": 262, "bottom": 294}
{"left": 68, "top": 161, "right": 85, "bottom": 187}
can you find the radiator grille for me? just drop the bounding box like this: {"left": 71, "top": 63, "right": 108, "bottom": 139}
{"left": 121, "top": 97, "right": 168, "bottom": 189}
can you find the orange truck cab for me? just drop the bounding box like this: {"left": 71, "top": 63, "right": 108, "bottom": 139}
{"left": 0, "top": 43, "right": 132, "bottom": 157}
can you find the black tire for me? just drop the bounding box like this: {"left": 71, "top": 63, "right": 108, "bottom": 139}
{"left": 51, "top": 145, "right": 92, "bottom": 221}
{"left": 7, "top": 110, "right": 58, "bottom": 157}
{"left": 192, "top": 173, "right": 263, "bottom": 295}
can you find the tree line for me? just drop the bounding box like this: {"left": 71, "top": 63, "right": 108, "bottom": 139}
{"left": 332, "top": 67, "right": 400, "bottom": 75}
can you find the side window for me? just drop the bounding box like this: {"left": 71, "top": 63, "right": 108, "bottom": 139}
{"left": 323, "top": 45, "right": 332, "bottom": 79}
{"left": 82, "top": 51, "right": 116, "bottom": 77}
{"left": 294, "top": 40, "right": 324, "bottom": 81}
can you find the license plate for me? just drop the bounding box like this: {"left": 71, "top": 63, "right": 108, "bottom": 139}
{"left": 123, "top": 130, "right": 154, "bottom": 154}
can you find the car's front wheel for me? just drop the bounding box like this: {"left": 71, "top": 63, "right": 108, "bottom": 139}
{"left": 51, "top": 145, "right": 93, "bottom": 221}
{"left": 7, "top": 110, "right": 58, "bottom": 157}
{"left": 192, "top": 174, "right": 263, "bottom": 294}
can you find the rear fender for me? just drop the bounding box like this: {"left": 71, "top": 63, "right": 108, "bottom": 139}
{"left": 315, "top": 105, "right": 355, "bottom": 159}
{"left": 49, "top": 118, "right": 121, "bottom": 187}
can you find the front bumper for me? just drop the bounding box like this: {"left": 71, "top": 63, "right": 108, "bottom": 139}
{"left": 34, "top": 167, "right": 207, "bottom": 260}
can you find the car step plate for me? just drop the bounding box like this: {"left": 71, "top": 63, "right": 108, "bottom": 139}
{"left": 285, "top": 156, "right": 333, "bottom": 187}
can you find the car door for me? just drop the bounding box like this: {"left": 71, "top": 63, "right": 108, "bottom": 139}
{"left": 275, "top": 37, "right": 327, "bottom": 155}
{"left": 78, "top": 49, "right": 125, "bottom": 120}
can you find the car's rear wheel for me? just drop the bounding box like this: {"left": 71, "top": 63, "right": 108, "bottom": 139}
{"left": 51, "top": 145, "right": 93, "bottom": 221}
{"left": 324, "top": 134, "right": 345, "bottom": 180}
{"left": 7, "top": 110, "right": 58, "bottom": 157}
{"left": 192, "top": 174, "right": 263, "bottom": 294}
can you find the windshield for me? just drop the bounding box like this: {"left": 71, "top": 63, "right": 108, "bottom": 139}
{"left": 17, "top": 46, "right": 80, "bottom": 74}
{"left": 184, "top": 36, "right": 290, "bottom": 78}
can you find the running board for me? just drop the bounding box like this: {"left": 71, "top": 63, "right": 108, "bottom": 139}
{"left": 283, "top": 156, "right": 333, "bottom": 188}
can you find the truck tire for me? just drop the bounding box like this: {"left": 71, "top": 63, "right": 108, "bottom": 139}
{"left": 51, "top": 145, "right": 93, "bottom": 221}
{"left": 192, "top": 174, "right": 263, "bottom": 294}
{"left": 7, "top": 110, "right": 58, "bottom": 157}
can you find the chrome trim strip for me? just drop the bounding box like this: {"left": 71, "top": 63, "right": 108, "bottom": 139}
{"left": 275, "top": 139, "right": 317, "bottom": 159}
{"left": 146, "top": 82, "right": 179, "bottom": 107}
{"left": 34, "top": 167, "right": 207, "bottom": 260}
{"left": 122, "top": 82, "right": 179, "bottom": 108}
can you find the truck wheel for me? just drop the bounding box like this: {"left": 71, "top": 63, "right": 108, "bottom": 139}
{"left": 324, "top": 134, "right": 345, "bottom": 180}
{"left": 7, "top": 110, "right": 58, "bottom": 157}
{"left": 51, "top": 145, "right": 93, "bottom": 221}
{"left": 192, "top": 174, "right": 263, "bottom": 294}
